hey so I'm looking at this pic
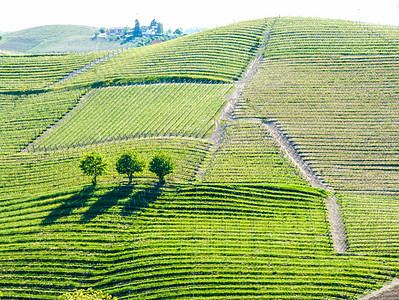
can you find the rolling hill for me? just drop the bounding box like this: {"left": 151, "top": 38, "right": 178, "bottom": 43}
{"left": 0, "top": 25, "right": 130, "bottom": 53}
{"left": 1, "top": 17, "right": 399, "bottom": 299}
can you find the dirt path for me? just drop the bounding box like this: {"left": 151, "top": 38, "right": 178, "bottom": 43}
{"left": 49, "top": 51, "right": 121, "bottom": 88}
{"left": 361, "top": 279, "right": 399, "bottom": 300}
{"left": 209, "top": 19, "right": 276, "bottom": 144}
{"left": 21, "top": 89, "right": 98, "bottom": 153}
{"left": 206, "top": 17, "right": 348, "bottom": 254}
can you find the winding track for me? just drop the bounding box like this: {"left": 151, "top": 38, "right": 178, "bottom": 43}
{"left": 207, "top": 17, "right": 348, "bottom": 254}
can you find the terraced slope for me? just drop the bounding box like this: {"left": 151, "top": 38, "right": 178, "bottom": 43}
{"left": 237, "top": 17, "right": 399, "bottom": 257}
{"left": 0, "top": 52, "right": 110, "bottom": 92}
{"left": 3, "top": 171, "right": 399, "bottom": 299}
{"left": 34, "top": 83, "right": 232, "bottom": 150}
{"left": 2, "top": 17, "right": 399, "bottom": 299}
{"left": 0, "top": 88, "right": 87, "bottom": 154}
{"left": 203, "top": 121, "right": 306, "bottom": 185}
{"left": 58, "top": 19, "right": 271, "bottom": 87}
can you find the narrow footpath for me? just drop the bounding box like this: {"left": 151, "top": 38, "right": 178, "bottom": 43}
{"left": 206, "top": 17, "right": 348, "bottom": 254}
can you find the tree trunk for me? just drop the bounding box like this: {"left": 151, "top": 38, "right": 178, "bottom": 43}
{"left": 128, "top": 173, "right": 133, "bottom": 184}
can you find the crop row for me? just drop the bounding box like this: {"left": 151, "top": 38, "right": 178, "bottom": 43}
{"left": 59, "top": 19, "right": 271, "bottom": 87}
{"left": 266, "top": 17, "right": 399, "bottom": 58}
{"left": 203, "top": 121, "right": 307, "bottom": 186}
{"left": 35, "top": 83, "right": 233, "bottom": 150}
{"left": 0, "top": 137, "right": 211, "bottom": 203}
{"left": 337, "top": 193, "right": 399, "bottom": 256}
{"left": 0, "top": 88, "right": 87, "bottom": 154}
{"left": 3, "top": 180, "right": 399, "bottom": 299}
{"left": 238, "top": 35, "right": 399, "bottom": 193}
{"left": 236, "top": 17, "right": 399, "bottom": 261}
{"left": 0, "top": 51, "right": 111, "bottom": 92}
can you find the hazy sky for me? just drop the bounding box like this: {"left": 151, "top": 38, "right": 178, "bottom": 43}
{"left": 1, "top": 0, "right": 399, "bottom": 32}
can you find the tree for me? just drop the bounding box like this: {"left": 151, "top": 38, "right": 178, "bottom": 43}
{"left": 150, "top": 19, "right": 158, "bottom": 30}
{"left": 132, "top": 19, "right": 142, "bottom": 37}
{"left": 156, "top": 22, "right": 163, "bottom": 35}
{"left": 59, "top": 288, "right": 117, "bottom": 300}
{"left": 149, "top": 19, "right": 163, "bottom": 35}
{"left": 116, "top": 151, "right": 145, "bottom": 184}
{"left": 123, "top": 26, "right": 130, "bottom": 36}
{"left": 174, "top": 28, "right": 183, "bottom": 35}
{"left": 149, "top": 153, "right": 174, "bottom": 184}
{"left": 79, "top": 152, "right": 107, "bottom": 186}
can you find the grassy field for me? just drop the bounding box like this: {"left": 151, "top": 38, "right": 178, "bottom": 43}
{"left": 1, "top": 16, "right": 399, "bottom": 299}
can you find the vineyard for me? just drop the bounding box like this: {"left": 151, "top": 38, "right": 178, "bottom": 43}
{"left": 57, "top": 19, "right": 271, "bottom": 87}
{"left": 35, "top": 83, "right": 232, "bottom": 150}
{"left": 237, "top": 17, "right": 399, "bottom": 261}
{"left": 1, "top": 16, "right": 399, "bottom": 299}
{"left": 0, "top": 52, "right": 111, "bottom": 92}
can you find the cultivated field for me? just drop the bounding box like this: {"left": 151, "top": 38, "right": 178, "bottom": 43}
{"left": 1, "top": 17, "right": 399, "bottom": 299}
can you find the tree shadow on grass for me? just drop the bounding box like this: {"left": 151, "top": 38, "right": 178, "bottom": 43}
{"left": 41, "top": 185, "right": 95, "bottom": 226}
{"left": 80, "top": 184, "right": 135, "bottom": 223}
{"left": 41, "top": 182, "right": 162, "bottom": 226}
{"left": 122, "top": 183, "right": 162, "bottom": 216}
{"left": 80, "top": 182, "right": 162, "bottom": 222}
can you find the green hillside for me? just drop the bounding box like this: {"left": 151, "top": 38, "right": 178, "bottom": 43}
{"left": 237, "top": 17, "right": 399, "bottom": 258}
{"left": 1, "top": 17, "right": 399, "bottom": 299}
{"left": 0, "top": 25, "right": 129, "bottom": 53}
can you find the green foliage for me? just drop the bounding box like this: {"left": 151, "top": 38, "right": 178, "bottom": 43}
{"left": 116, "top": 151, "right": 145, "bottom": 184}
{"left": 79, "top": 152, "right": 107, "bottom": 185}
{"left": 133, "top": 19, "right": 142, "bottom": 37}
{"left": 149, "top": 152, "right": 174, "bottom": 184}
{"left": 174, "top": 28, "right": 183, "bottom": 35}
{"left": 59, "top": 288, "right": 117, "bottom": 300}
{"left": 4, "top": 17, "right": 399, "bottom": 300}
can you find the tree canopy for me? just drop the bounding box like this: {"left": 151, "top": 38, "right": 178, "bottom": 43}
{"left": 149, "top": 153, "right": 174, "bottom": 184}
{"left": 116, "top": 151, "right": 145, "bottom": 184}
{"left": 79, "top": 152, "right": 107, "bottom": 186}
{"left": 133, "top": 19, "right": 142, "bottom": 37}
